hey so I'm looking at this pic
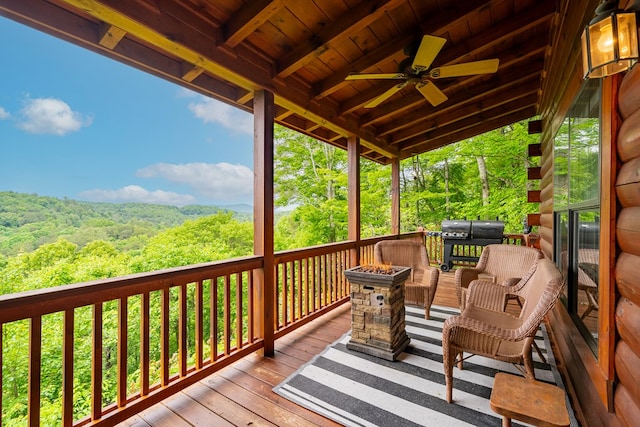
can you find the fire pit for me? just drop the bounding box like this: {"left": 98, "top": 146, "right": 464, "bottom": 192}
{"left": 344, "top": 264, "right": 411, "bottom": 361}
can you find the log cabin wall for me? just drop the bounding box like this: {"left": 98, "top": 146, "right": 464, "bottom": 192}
{"left": 613, "top": 63, "right": 640, "bottom": 427}
{"left": 539, "top": 62, "right": 640, "bottom": 427}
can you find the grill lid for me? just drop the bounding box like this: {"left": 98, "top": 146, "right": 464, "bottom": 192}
{"left": 472, "top": 220, "right": 504, "bottom": 239}
{"left": 441, "top": 220, "right": 471, "bottom": 238}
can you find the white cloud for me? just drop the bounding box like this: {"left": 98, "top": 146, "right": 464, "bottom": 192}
{"left": 17, "top": 97, "right": 91, "bottom": 135}
{"left": 188, "top": 96, "right": 252, "bottom": 134}
{"left": 0, "top": 107, "right": 10, "bottom": 120}
{"left": 136, "top": 162, "right": 253, "bottom": 202}
{"left": 78, "top": 185, "right": 196, "bottom": 206}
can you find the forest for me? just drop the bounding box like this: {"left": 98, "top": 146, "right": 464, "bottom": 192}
{"left": 0, "top": 121, "right": 539, "bottom": 424}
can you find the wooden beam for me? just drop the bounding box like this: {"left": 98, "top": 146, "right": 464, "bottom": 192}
{"left": 348, "top": 136, "right": 361, "bottom": 267}
{"left": 224, "top": 0, "right": 286, "bottom": 48}
{"left": 528, "top": 143, "right": 542, "bottom": 157}
{"left": 399, "top": 107, "right": 537, "bottom": 157}
{"left": 399, "top": 93, "right": 539, "bottom": 152}
{"left": 276, "top": 0, "right": 405, "bottom": 78}
{"left": 527, "top": 190, "right": 542, "bottom": 203}
{"left": 253, "top": 90, "right": 275, "bottom": 356}
{"left": 528, "top": 166, "right": 542, "bottom": 180}
{"left": 181, "top": 64, "right": 205, "bottom": 82}
{"left": 528, "top": 119, "right": 543, "bottom": 134}
{"left": 599, "top": 73, "right": 620, "bottom": 410}
{"left": 98, "top": 23, "right": 126, "bottom": 49}
{"left": 387, "top": 78, "right": 541, "bottom": 144}
{"left": 527, "top": 213, "right": 542, "bottom": 226}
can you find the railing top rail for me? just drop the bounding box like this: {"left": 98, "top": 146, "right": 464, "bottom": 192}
{"left": 0, "top": 255, "right": 263, "bottom": 323}
{"left": 274, "top": 240, "right": 356, "bottom": 263}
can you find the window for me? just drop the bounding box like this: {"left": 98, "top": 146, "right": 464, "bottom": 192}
{"left": 553, "top": 79, "right": 601, "bottom": 354}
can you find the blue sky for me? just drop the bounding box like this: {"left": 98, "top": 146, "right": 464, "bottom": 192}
{"left": 0, "top": 16, "right": 255, "bottom": 207}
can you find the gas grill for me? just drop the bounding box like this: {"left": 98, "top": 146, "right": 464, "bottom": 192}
{"left": 437, "top": 219, "right": 505, "bottom": 271}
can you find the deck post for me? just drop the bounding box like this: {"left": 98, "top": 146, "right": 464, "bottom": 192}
{"left": 253, "top": 90, "right": 275, "bottom": 356}
{"left": 348, "top": 135, "right": 361, "bottom": 267}
{"left": 391, "top": 158, "right": 400, "bottom": 235}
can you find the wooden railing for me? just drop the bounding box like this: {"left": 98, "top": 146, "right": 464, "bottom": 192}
{"left": 425, "top": 232, "right": 527, "bottom": 268}
{"left": 0, "top": 232, "right": 424, "bottom": 426}
{"left": 0, "top": 230, "right": 523, "bottom": 426}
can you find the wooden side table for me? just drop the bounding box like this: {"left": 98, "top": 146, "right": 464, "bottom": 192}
{"left": 489, "top": 372, "right": 570, "bottom": 427}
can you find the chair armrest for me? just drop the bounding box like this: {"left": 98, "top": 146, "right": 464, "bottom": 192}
{"left": 502, "top": 277, "right": 521, "bottom": 287}
{"left": 421, "top": 266, "right": 440, "bottom": 287}
{"left": 455, "top": 268, "right": 480, "bottom": 305}
{"left": 442, "top": 314, "right": 512, "bottom": 342}
{"left": 466, "top": 280, "right": 510, "bottom": 312}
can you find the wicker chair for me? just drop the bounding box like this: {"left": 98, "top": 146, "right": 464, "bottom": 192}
{"left": 374, "top": 240, "right": 439, "bottom": 319}
{"left": 442, "top": 258, "right": 564, "bottom": 403}
{"left": 454, "top": 244, "right": 543, "bottom": 310}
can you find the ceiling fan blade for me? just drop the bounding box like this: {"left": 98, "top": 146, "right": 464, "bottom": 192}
{"left": 412, "top": 35, "right": 447, "bottom": 71}
{"left": 416, "top": 81, "right": 448, "bottom": 106}
{"left": 429, "top": 59, "right": 500, "bottom": 78}
{"left": 345, "top": 73, "right": 405, "bottom": 80}
{"left": 365, "top": 82, "right": 408, "bottom": 108}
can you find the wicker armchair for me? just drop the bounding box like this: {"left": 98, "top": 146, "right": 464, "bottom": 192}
{"left": 374, "top": 240, "right": 439, "bottom": 319}
{"left": 442, "top": 258, "right": 564, "bottom": 403}
{"left": 454, "top": 244, "right": 543, "bottom": 310}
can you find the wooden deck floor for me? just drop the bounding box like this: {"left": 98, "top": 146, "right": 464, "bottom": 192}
{"left": 116, "top": 272, "right": 474, "bottom": 426}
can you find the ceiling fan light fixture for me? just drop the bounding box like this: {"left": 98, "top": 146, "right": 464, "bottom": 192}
{"left": 582, "top": 0, "right": 639, "bottom": 78}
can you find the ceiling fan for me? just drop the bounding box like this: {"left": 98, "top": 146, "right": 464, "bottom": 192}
{"left": 345, "top": 35, "right": 500, "bottom": 108}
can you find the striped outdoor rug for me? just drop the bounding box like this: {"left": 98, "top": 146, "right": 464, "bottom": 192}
{"left": 274, "top": 305, "right": 576, "bottom": 427}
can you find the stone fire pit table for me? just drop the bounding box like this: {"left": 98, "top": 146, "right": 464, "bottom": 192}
{"left": 343, "top": 265, "right": 411, "bottom": 361}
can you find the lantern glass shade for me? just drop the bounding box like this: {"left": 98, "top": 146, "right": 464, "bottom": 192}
{"left": 582, "top": 11, "right": 639, "bottom": 78}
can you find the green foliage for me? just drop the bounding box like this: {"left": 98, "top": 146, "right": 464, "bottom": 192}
{"left": 273, "top": 125, "right": 391, "bottom": 248}
{"left": 0, "top": 192, "right": 248, "bottom": 257}
{"left": 400, "top": 121, "right": 538, "bottom": 233}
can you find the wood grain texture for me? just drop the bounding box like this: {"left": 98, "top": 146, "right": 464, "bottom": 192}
{"left": 618, "top": 64, "right": 640, "bottom": 120}
{"left": 616, "top": 298, "right": 640, "bottom": 359}
{"left": 615, "top": 340, "right": 640, "bottom": 408}
{"left": 616, "top": 252, "right": 640, "bottom": 307}
{"left": 617, "top": 107, "right": 640, "bottom": 162}
{"left": 617, "top": 207, "right": 640, "bottom": 257}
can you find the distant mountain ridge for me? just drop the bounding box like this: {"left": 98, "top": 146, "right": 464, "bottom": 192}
{"left": 0, "top": 191, "right": 252, "bottom": 257}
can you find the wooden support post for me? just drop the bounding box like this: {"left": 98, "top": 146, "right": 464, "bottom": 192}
{"left": 253, "top": 90, "right": 275, "bottom": 356}
{"left": 391, "top": 158, "right": 400, "bottom": 235}
{"left": 348, "top": 135, "right": 361, "bottom": 267}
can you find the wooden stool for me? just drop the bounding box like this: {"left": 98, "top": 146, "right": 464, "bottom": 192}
{"left": 489, "top": 372, "right": 570, "bottom": 427}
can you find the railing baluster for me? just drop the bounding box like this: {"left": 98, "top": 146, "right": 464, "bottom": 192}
{"left": 210, "top": 277, "right": 218, "bottom": 362}
{"left": 63, "top": 309, "right": 74, "bottom": 426}
{"left": 248, "top": 272, "right": 254, "bottom": 343}
{"left": 140, "top": 292, "right": 150, "bottom": 396}
{"left": 179, "top": 284, "right": 188, "bottom": 377}
{"left": 118, "top": 297, "right": 128, "bottom": 407}
{"left": 195, "top": 280, "right": 203, "bottom": 369}
{"left": 289, "top": 261, "right": 295, "bottom": 323}
{"left": 311, "top": 256, "right": 317, "bottom": 312}
{"left": 235, "top": 272, "right": 243, "bottom": 349}
{"left": 224, "top": 275, "right": 231, "bottom": 356}
{"left": 92, "top": 303, "right": 103, "bottom": 421}
{"left": 282, "top": 262, "right": 288, "bottom": 326}
{"left": 304, "top": 258, "right": 310, "bottom": 316}
{"left": 297, "top": 260, "right": 303, "bottom": 320}
{"left": 161, "top": 288, "right": 169, "bottom": 386}
{"left": 28, "top": 315, "right": 42, "bottom": 427}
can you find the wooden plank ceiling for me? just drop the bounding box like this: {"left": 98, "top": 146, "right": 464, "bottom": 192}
{"left": 0, "top": 0, "right": 583, "bottom": 164}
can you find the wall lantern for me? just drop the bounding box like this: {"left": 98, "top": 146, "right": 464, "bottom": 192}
{"left": 582, "top": 0, "right": 639, "bottom": 78}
